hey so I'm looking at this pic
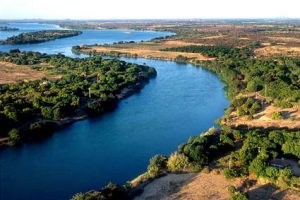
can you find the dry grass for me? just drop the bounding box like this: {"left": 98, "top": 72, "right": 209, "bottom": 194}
{"left": 226, "top": 94, "right": 300, "bottom": 130}
{"left": 134, "top": 171, "right": 300, "bottom": 200}
{"left": 0, "top": 61, "right": 61, "bottom": 84}
{"left": 255, "top": 46, "right": 300, "bottom": 57}
{"left": 83, "top": 40, "right": 212, "bottom": 62}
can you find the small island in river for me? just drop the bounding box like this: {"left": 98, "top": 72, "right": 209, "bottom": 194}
{"left": 0, "top": 30, "right": 82, "bottom": 44}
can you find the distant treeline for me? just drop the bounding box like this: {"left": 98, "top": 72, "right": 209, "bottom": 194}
{"left": 0, "top": 26, "right": 19, "bottom": 31}
{"left": 162, "top": 45, "right": 253, "bottom": 59}
{"left": 0, "top": 50, "right": 156, "bottom": 145}
{"left": 0, "top": 30, "right": 82, "bottom": 44}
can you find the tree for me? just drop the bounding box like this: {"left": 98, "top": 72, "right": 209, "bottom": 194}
{"left": 8, "top": 129, "right": 21, "bottom": 145}
{"left": 147, "top": 154, "right": 167, "bottom": 177}
{"left": 167, "top": 152, "right": 191, "bottom": 172}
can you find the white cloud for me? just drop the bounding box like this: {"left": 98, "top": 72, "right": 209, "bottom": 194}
{"left": 0, "top": 0, "right": 299, "bottom": 19}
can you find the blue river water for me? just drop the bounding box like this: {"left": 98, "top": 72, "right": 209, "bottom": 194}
{"left": 0, "top": 23, "right": 229, "bottom": 200}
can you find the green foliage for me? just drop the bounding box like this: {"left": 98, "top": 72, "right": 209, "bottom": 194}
{"left": 265, "top": 167, "right": 279, "bottom": 180}
{"left": 0, "top": 30, "right": 82, "bottom": 44}
{"left": 232, "top": 97, "right": 261, "bottom": 117}
{"left": 179, "top": 129, "right": 236, "bottom": 168}
{"left": 167, "top": 152, "right": 191, "bottom": 172}
{"left": 271, "top": 111, "right": 283, "bottom": 120}
{"left": 174, "top": 55, "right": 188, "bottom": 63}
{"left": 228, "top": 185, "right": 237, "bottom": 194}
{"left": 223, "top": 168, "right": 239, "bottom": 179}
{"left": 71, "top": 193, "right": 84, "bottom": 200}
{"left": 230, "top": 192, "right": 248, "bottom": 200}
{"left": 162, "top": 45, "right": 252, "bottom": 59}
{"left": 228, "top": 186, "right": 248, "bottom": 200}
{"left": 0, "top": 51, "right": 156, "bottom": 141}
{"left": 147, "top": 154, "right": 167, "bottom": 177}
{"left": 8, "top": 128, "right": 21, "bottom": 145}
{"left": 249, "top": 157, "right": 267, "bottom": 177}
{"left": 274, "top": 101, "right": 293, "bottom": 108}
{"left": 75, "top": 183, "right": 129, "bottom": 200}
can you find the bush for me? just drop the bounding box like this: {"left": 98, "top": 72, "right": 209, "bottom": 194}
{"left": 147, "top": 154, "right": 167, "bottom": 176}
{"left": 265, "top": 167, "right": 279, "bottom": 180}
{"left": 8, "top": 129, "right": 21, "bottom": 145}
{"left": 223, "top": 168, "right": 239, "bottom": 179}
{"left": 249, "top": 157, "right": 267, "bottom": 177}
{"left": 230, "top": 191, "right": 248, "bottom": 200}
{"left": 271, "top": 111, "right": 283, "bottom": 120}
{"left": 274, "top": 101, "right": 293, "bottom": 108}
{"left": 71, "top": 193, "right": 84, "bottom": 200}
{"left": 167, "top": 152, "right": 192, "bottom": 172}
{"left": 228, "top": 185, "right": 237, "bottom": 194}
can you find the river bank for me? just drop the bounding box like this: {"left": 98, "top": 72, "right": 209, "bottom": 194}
{"left": 0, "top": 80, "right": 152, "bottom": 147}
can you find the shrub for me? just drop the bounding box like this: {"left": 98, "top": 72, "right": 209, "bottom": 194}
{"left": 230, "top": 191, "right": 248, "bottom": 200}
{"left": 8, "top": 129, "right": 21, "bottom": 145}
{"left": 249, "top": 157, "right": 267, "bottom": 177}
{"left": 271, "top": 111, "right": 283, "bottom": 120}
{"left": 71, "top": 193, "right": 84, "bottom": 200}
{"left": 228, "top": 186, "right": 248, "bottom": 200}
{"left": 223, "top": 168, "right": 239, "bottom": 179}
{"left": 265, "top": 167, "right": 279, "bottom": 180}
{"left": 167, "top": 152, "right": 192, "bottom": 172}
{"left": 228, "top": 185, "right": 237, "bottom": 194}
{"left": 274, "top": 101, "right": 293, "bottom": 108}
{"left": 147, "top": 154, "right": 167, "bottom": 176}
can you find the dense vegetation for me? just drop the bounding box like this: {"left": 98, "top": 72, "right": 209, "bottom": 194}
{"left": 152, "top": 127, "right": 300, "bottom": 189}
{"left": 0, "top": 51, "right": 156, "bottom": 144}
{"left": 185, "top": 46, "right": 300, "bottom": 102}
{"left": 0, "top": 30, "right": 82, "bottom": 44}
{"left": 162, "top": 45, "right": 253, "bottom": 59}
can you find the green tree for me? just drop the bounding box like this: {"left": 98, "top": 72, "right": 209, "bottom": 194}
{"left": 8, "top": 129, "right": 21, "bottom": 145}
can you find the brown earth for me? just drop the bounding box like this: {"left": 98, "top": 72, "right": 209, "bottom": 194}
{"left": 226, "top": 94, "right": 300, "bottom": 130}
{"left": 81, "top": 40, "right": 213, "bottom": 62}
{"left": 0, "top": 61, "right": 60, "bottom": 84}
{"left": 134, "top": 172, "right": 300, "bottom": 200}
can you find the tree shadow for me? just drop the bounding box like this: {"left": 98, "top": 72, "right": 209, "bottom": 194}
{"left": 246, "top": 183, "right": 290, "bottom": 200}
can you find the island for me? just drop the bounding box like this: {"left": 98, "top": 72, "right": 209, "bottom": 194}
{"left": 70, "top": 20, "right": 300, "bottom": 200}
{"left": 0, "top": 30, "right": 82, "bottom": 44}
{"left": 0, "top": 26, "right": 19, "bottom": 31}
{"left": 0, "top": 50, "right": 156, "bottom": 145}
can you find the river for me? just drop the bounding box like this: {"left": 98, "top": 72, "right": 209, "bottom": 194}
{"left": 0, "top": 23, "right": 229, "bottom": 200}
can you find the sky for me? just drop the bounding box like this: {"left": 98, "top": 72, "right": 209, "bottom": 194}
{"left": 0, "top": 0, "right": 299, "bottom": 20}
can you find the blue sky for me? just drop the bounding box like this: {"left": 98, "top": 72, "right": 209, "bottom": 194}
{"left": 0, "top": 0, "right": 299, "bottom": 19}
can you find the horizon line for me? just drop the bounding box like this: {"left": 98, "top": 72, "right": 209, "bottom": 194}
{"left": 1, "top": 17, "right": 300, "bottom": 21}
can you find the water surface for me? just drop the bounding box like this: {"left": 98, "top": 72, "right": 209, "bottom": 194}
{"left": 0, "top": 23, "right": 228, "bottom": 200}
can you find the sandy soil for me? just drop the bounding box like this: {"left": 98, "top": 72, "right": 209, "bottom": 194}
{"left": 134, "top": 172, "right": 299, "bottom": 200}
{"left": 0, "top": 61, "right": 60, "bottom": 84}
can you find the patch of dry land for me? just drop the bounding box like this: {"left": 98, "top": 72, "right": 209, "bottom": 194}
{"left": 255, "top": 46, "right": 300, "bottom": 57}
{"left": 81, "top": 40, "right": 213, "bottom": 62}
{"left": 228, "top": 104, "right": 300, "bottom": 130}
{"left": 226, "top": 94, "right": 300, "bottom": 130}
{"left": 0, "top": 61, "right": 60, "bottom": 84}
{"left": 134, "top": 171, "right": 299, "bottom": 200}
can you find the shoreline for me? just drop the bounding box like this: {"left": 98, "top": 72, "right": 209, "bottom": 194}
{"left": 71, "top": 44, "right": 300, "bottom": 199}
{"left": 0, "top": 81, "right": 151, "bottom": 148}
